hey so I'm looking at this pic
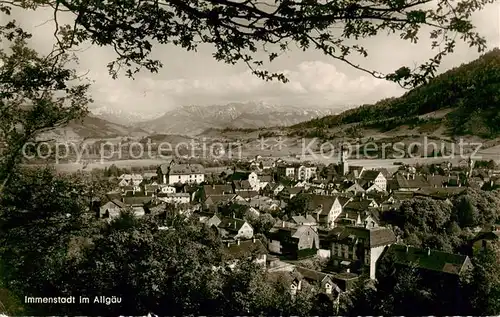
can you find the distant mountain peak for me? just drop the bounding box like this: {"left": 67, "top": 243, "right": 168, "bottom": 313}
{"left": 90, "top": 106, "right": 165, "bottom": 126}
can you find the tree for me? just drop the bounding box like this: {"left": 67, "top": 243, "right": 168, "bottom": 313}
{"left": 0, "top": 168, "right": 318, "bottom": 315}
{"left": 0, "top": 168, "right": 95, "bottom": 315}
{"left": 0, "top": 15, "right": 91, "bottom": 193}
{"left": 1, "top": 0, "right": 493, "bottom": 89}
{"left": 285, "top": 193, "right": 311, "bottom": 217}
{"left": 247, "top": 212, "right": 276, "bottom": 234}
{"left": 463, "top": 244, "right": 500, "bottom": 315}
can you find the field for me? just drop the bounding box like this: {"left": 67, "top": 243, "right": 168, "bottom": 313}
{"left": 39, "top": 149, "right": 499, "bottom": 175}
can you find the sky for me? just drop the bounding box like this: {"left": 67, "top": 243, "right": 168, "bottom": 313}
{"left": 3, "top": 2, "right": 500, "bottom": 114}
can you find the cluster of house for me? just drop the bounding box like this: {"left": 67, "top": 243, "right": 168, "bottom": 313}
{"left": 91, "top": 153, "right": 500, "bottom": 300}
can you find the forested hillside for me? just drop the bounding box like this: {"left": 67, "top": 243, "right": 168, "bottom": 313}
{"left": 293, "top": 49, "right": 500, "bottom": 138}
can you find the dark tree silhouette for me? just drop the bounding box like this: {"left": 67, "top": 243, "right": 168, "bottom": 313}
{"left": 1, "top": 0, "right": 493, "bottom": 88}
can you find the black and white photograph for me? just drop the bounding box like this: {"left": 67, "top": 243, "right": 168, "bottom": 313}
{"left": 0, "top": 0, "right": 499, "bottom": 315}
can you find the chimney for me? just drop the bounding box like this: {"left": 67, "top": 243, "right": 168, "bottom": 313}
{"left": 427, "top": 247, "right": 431, "bottom": 256}
{"left": 252, "top": 237, "right": 256, "bottom": 243}
{"left": 237, "top": 239, "right": 240, "bottom": 245}
{"left": 282, "top": 221, "right": 285, "bottom": 228}
{"left": 227, "top": 242, "right": 230, "bottom": 247}
{"left": 346, "top": 268, "right": 350, "bottom": 273}
{"left": 234, "top": 221, "right": 237, "bottom": 229}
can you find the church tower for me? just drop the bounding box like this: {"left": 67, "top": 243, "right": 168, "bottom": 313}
{"left": 340, "top": 144, "right": 349, "bottom": 176}
{"left": 467, "top": 156, "right": 474, "bottom": 177}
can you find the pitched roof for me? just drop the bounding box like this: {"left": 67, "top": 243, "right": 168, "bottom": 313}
{"left": 122, "top": 196, "right": 153, "bottom": 206}
{"left": 360, "top": 170, "right": 382, "bottom": 181}
{"left": 375, "top": 168, "right": 392, "bottom": 179}
{"left": 394, "top": 174, "right": 429, "bottom": 189}
{"left": 291, "top": 215, "right": 316, "bottom": 225}
{"left": 169, "top": 164, "right": 204, "bottom": 175}
{"left": 205, "top": 194, "right": 236, "bottom": 205}
{"left": 108, "top": 199, "right": 126, "bottom": 209}
{"left": 391, "top": 190, "right": 415, "bottom": 200}
{"left": 286, "top": 187, "right": 303, "bottom": 195}
{"left": 106, "top": 191, "right": 122, "bottom": 202}
{"left": 292, "top": 225, "right": 316, "bottom": 239}
{"left": 203, "top": 184, "right": 233, "bottom": 196}
{"left": 234, "top": 180, "right": 252, "bottom": 190}
{"left": 386, "top": 244, "right": 471, "bottom": 275}
{"left": 218, "top": 217, "right": 249, "bottom": 232}
{"left": 425, "top": 175, "right": 448, "bottom": 187}
{"left": 293, "top": 267, "right": 335, "bottom": 285}
{"left": 415, "top": 187, "right": 466, "bottom": 198}
{"left": 344, "top": 200, "right": 374, "bottom": 211}
{"left": 329, "top": 226, "right": 396, "bottom": 248}
{"left": 224, "top": 239, "right": 267, "bottom": 259}
{"left": 338, "top": 196, "right": 351, "bottom": 206}
{"left": 236, "top": 191, "right": 259, "bottom": 199}
{"left": 306, "top": 194, "right": 339, "bottom": 215}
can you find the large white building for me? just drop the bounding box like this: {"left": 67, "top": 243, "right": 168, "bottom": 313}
{"left": 157, "top": 163, "right": 205, "bottom": 185}
{"left": 169, "top": 164, "right": 205, "bottom": 184}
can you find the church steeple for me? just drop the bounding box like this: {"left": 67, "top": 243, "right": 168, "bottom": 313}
{"left": 467, "top": 156, "right": 474, "bottom": 177}
{"left": 340, "top": 144, "right": 349, "bottom": 176}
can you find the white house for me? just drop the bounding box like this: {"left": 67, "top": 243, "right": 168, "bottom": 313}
{"left": 308, "top": 195, "right": 343, "bottom": 229}
{"left": 277, "top": 164, "right": 296, "bottom": 179}
{"left": 217, "top": 218, "right": 254, "bottom": 240}
{"left": 297, "top": 165, "right": 317, "bottom": 181}
{"left": 329, "top": 226, "right": 396, "bottom": 279}
{"left": 360, "top": 170, "right": 387, "bottom": 191}
{"left": 248, "top": 172, "right": 260, "bottom": 191}
{"left": 167, "top": 164, "right": 205, "bottom": 185}
{"left": 157, "top": 192, "right": 190, "bottom": 204}
{"left": 158, "top": 184, "right": 176, "bottom": 194}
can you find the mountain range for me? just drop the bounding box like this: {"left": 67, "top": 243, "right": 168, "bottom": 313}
{"left": 48, "top": 47, "right": 500, "bottom": 142}
{"left": 90, "top": 102, "right": 336, "bottom": 136}
{"left": 90, "top": 107, "right": 165, "bottom": 126}
{"left": 137, "top": 102, "right": 335, "bottom": 135}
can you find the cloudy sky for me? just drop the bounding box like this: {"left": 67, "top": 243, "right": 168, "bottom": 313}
{"left": 4, "top": 2, "right": 500, "bottom": 114}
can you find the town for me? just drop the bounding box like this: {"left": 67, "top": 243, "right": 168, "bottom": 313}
{"left": 92, "top": 148, "right": 497, "bottom": 304}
